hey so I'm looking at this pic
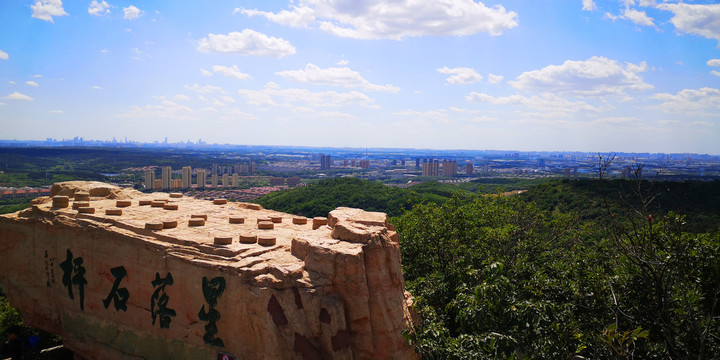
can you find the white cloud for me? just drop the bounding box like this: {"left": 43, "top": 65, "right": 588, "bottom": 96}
{"left": 8, "top": 81, "right": 15, "bottom": 84}
{"left": 91, "top": 85, "right": 102, "bottom": 90}
{"left": 582, "top": 0, "right": 597, "bottom": 11}
{"left": 712, "top": 70, "right": 720, "bottom": 77}
{"left": 239, "top": 0, "right": 518, "bottom": 40}
{"left": 100, "top": 49, "right": 110, "bottom": 54}
{"left": 184, "top": 84, "right": 224, "bottom": 94}
{"left": 49, "top": 110, "right": 64, "bottom": 114}
{"left": 657, "top": 3, "right": 720, "bottom": 45}
{"left": 509, "top": 56, "right": 652, "bottom": 97}
{"left": 211, "top": 65, "right": 252, "bottom": 80}
{"left": 652, "top": 87, "right": 720, "bottom": 115}
{"left": 173, "top": 94, "right": 191, "bottom": 102}
{"left": 237, "top": 82, "right": 376, "bottom": 107}
{"left": 236, "top": 6, "right": 315, "bottom": 28}
{"left": 622, "top": 8, "right": 655, "bottom": 27}
{"left": 25, "top": 81, "right": 39, "bottom": 87}
{"left": 5, "top": 92, "right": 34, "bottom": 101}
{"left": 88, "top": 0, "right": 111, "bottom": 16}
{"left": 605, "top": 7, "right": 656, "bottom": 28}
{"left": 707, "top": 59, "right": 720, "bottom": 67}
{"left": 31, "top": 0, "right": 68, "bottom": 23}
{"left": 276, "top": 63, "right": 399, "bottom": 92}
{"left": 200, "top": 69, "right": 212, "bottom": 76}
{"left": 336, "top": 59, "right": 349, "bottom": 65}
{"left": 123, "top": 5, "right": 142, "bottom": 20}
{"left": 197, "top": 30, "right": 296, "bottom": 58}
{"left": 32, "top": 74, "right": 42, "bottom": 78}
{"left": 488, "top": 73, "right": 504, "bottom": 84}
{"left": 466, "top": 92, "right": 603, "bottom": 113}
{"left": 436, "top": 67, "right": 483, "bottom": 85}
{"left": 0, "top": 50, "right": 8, "bottom": 60}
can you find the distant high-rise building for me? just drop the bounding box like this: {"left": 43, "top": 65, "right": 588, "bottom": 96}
{"left": 443, "top": 160, "right": 457, "bottom": 177}
{"left": 144, "top": 170, "right": 155, "bottom": 189}
{"left": 422, "top": 159, "right": 440, "bottom": 177}
{"left": 415, "top": 158, "right": 420, "bottom": 168}
{"left": 211, "top": 174, "right": 218, "bottom": 188}
{"left": 320, "top": 154, "right": 332, "bottom": 170}
{"left": 232, "top": 173, "right": 239, "bottom": 187}
{"left": 153, "top": 179, "right": 163, "bottom": 190}
{"left": 465, "top": 163, "right": 474, "bottom": 175}
{"left": 182, "top": 166, "right": 192, "bottom": 188}
{"left": 196, "top": 169, "right": 206, "bottom": 188}
{"left": 269, "top": 177, "right": 285, "bottom": 186}
{"left": 222, "top": 173, "right": 229, "bottom": 188}
{"left": 161, "top": 166, "right": 172, "bottom": 189}
{"left": 359, "top": 160, "right": 370, "bottom": 169}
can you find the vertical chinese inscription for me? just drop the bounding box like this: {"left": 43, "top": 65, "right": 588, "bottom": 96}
{"left": 59, "top": 249, "right": 86, "bottom": 310}
{"left": 102, "top": 266, "right": 129, "bottom": 311}
{"left": 43, "top": 250, "right": 55, "bottom": 287}
{"left": 198, "top": 276, "right": 226, "bottom": 347}
{"left": 150, "top": 272, "right": 176, "bottom": 329}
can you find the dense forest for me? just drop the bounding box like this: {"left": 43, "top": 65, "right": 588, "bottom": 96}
{"left": 259, "top": 177, "right": 720, "bottom": 358}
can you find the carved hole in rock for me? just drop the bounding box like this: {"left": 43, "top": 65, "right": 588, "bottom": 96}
{"left": 293, "top": 287, "right": 304, "bottom": 309}
{"left": 331, "top": 330, "right": 350, "bottom": 351}
{"left": 294, "top": 333, "right": 323, "bottom": 360}
{"left": 319, "top": 308, "right": 331, "bottom": 324}
{"left": 267, "top": 294, "right": 288, "bottom": 326}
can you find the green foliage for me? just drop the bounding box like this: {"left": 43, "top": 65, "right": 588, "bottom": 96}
{"left": 256, "top": 177, "right": 426, "bottom": 217}
{"left": 396, "top": 190, "right": 720, "bottom": 358}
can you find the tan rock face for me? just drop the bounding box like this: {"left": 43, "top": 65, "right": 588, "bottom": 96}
{"left": 0, "top": 182, "right": 418, "bottom": 360}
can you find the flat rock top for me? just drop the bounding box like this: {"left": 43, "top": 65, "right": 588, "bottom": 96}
{"left": 5, "top": 182, "right": 397, "bottom": 287}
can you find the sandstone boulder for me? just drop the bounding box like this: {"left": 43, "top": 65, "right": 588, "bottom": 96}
{"left": 0, "top": 182, "right": 418, "bottom": 360}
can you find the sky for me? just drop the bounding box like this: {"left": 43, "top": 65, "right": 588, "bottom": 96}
{"left": 1, "top": 0, "right": 719, "bottom": 154}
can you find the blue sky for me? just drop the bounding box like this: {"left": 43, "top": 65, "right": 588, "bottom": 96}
{"left": 1, "top": 0, "right": 719, "bottom": 154}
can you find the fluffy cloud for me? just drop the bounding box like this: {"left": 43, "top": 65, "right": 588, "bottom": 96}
{"left": 707, "top": 59, "right": 720, "bottom": 67}
{"left": 88, "top": 0, "right": 111, "bottom": 16}
{"left": 200, "top": 69, "right": 212, "bottom": 77}
{"left": 0, "top": 50, "right": 8, "bottom": 60}
{"left": 605, "top": 8, "right": 656, "bottom": 27}
{"left": 31, "top": 0, "right": 68, "bottom": 23}
{"left": 197, "top": 30, "right": 296, "bottom": 58}
{"left": 488, "top": 73, "right": 504, "bottom": 84}
{"left": 5, "top": 92, "right": 34, "bottom": 101}
{"left": 184, "top": 84, "right": 224, "bottom": 94}
{"left": 25, "top": 81, "right": 39, "bottom": 87}
{"left": 276, "top": 63, "right": 399, "bottom": 92}
{"left": 237, "top": 82, "right": 375, "bottom": 107}
{"left": 436, "top": 67, "right": 483, "bottom": 85}
{"left": 466, "top": 92, "right": 603, "bottom": 113}
{"left": 212, "top": 65, "right": 252, "bottom": 80}
{"left": 712, "top": 70, "right": 720, "bottom": 77}
{"left": 651, "top": 87, "right": 720, "bottom": 116}
{"left": 238, "top": 0, "right": 518, "bottom": 40}
{"left": 123, "top": 5, "right": 142, "bottom": 20}
{"left": 582, "top": 0, "right": 597, "bottom": 11}
{"left": 509, "top": 56, "right": 652, "bottom": 97}
{"left": 657, "top": 3, "right": 720, "bottom": 44}
{"left": 621, "top": 8, "right": 655, "bottom": 27}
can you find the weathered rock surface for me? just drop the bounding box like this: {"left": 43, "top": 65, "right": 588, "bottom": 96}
{"left": 0, "top": 181, "right": 418, "bottom": 360}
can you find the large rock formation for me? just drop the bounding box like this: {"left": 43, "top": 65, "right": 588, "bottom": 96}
{"left": 0, "top": 181, "right": 418, "bottom": 360}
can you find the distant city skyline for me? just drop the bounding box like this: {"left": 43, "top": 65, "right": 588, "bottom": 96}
{"left": 1, "top": 1, "right": 719, "bottom": 154}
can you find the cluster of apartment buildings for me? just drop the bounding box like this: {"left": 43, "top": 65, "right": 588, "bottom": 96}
{"left": 144, "top": 162, "right": 257, "bottom": 190}
{"left": 420, "top": 159, "right": 462, "bottom": 177}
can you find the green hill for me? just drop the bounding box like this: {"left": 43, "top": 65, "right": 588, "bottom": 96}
{"left": 255, "top": 177, "right": 425, "bottom": 217}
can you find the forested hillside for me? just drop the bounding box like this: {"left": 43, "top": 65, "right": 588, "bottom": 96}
{"left": 258, "top": 177, "right": 720, "bottom": 358}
